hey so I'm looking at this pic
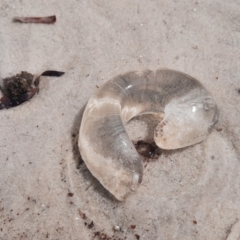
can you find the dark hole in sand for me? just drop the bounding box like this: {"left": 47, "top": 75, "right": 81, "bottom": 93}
{"left": 134, "top": 140, "right": 161, "bottom": 162}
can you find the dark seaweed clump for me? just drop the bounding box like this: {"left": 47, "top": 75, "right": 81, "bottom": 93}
{"left": 2, "top": 71, "right": 34, "bottom": 100}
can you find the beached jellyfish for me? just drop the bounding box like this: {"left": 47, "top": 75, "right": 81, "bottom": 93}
{"left": 79, "top": 69, "right": 218, "bottom": 201}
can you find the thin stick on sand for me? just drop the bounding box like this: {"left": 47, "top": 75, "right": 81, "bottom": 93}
{"left": 13, "top": 15, "right": 56, "bottom": 24}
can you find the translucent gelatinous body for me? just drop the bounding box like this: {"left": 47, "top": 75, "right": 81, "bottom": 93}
{"left": 79, "top": 69, "right": 218, "bottom": 201}
{"left": 226, "top": 220, "right": 240, "bottom": 240}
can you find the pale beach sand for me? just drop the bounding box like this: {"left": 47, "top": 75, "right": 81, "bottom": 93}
{"left": 0, "top": 1, "right": 240, "bottom": 239}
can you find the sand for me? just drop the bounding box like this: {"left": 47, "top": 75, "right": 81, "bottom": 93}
{"left": 0, "top": 0, "right": 240, "bottom": 239}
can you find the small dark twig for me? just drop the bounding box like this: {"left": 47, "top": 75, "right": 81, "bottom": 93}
{"left": 13, "top": 15, "right": 56, "bottom": 24}
{"left": 41, "top": 71, "right": 65, "bottom": 77}
{"left": 34, "top": 71, "right": 65, "bottom": 86}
